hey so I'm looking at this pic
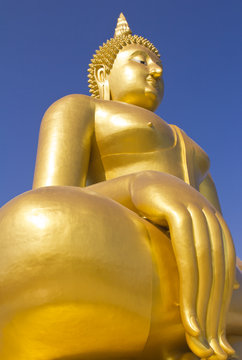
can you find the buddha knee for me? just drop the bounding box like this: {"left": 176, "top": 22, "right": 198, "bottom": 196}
{"left": 0, "top": 186, "right": 153, "bottom": 308}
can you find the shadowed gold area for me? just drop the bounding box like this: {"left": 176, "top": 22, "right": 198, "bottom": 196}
{"left": 0, "top": 12, "right": 242, "bottom": 360}
{"left": 1, "top": 303, "right": 147, "bottom": 360}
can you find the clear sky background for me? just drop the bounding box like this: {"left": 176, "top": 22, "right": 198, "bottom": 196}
{"left": 1, "top": 1, "right": 242, "bottom": 257}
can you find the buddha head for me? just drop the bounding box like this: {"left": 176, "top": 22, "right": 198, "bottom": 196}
{"left": 88, "top": 13, "right": 164, "bottom": 111}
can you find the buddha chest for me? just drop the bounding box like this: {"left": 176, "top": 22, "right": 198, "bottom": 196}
{"left": 87, "top": 100, "right": 209, "bottom": 189}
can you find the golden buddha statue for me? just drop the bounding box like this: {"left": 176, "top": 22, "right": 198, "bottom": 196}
{"left": 0, "top": 13, "right": 241, "bottom": 360}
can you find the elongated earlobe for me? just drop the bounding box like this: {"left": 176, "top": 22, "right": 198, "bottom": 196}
{"left": 95, "top": 67, "right": 110, "bottom": 100}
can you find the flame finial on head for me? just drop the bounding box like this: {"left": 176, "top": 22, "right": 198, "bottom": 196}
{"left": 114, "top": 13, "right": 132, "bottom": 38}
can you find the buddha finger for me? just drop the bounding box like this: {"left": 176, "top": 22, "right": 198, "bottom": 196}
{"left": 203, "top": 208, "right": 226, "bottom": 359}
{"left": 216, "top": 212, "right": 236, "bottom": 356}
{"left": 168, "top": 208, "right": 200, "bottom": 337}
{"left": 187, "top": 205, "right": 212, "bottom": 331}
{"left": 185, "top": 205, "right": 214, "bottom": 358}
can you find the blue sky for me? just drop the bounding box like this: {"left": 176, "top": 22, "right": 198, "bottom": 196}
{"left": 1, "top": 0, "right": 242, "bottom": 256}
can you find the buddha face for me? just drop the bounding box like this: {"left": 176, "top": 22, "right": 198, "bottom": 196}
{"left": 107, "top": 44, "right": 164, "bottom": 111}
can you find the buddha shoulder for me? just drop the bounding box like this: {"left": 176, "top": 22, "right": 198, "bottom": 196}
{"left": 40, "top": 94, "right": 95, "bottom": 131}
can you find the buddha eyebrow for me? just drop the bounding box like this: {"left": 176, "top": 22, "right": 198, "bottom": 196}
{"left": 130, "top": 50, "right": 148, "bottom": 59}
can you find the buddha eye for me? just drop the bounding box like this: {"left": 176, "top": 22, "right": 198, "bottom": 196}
{"left": 133, "top": 58, "right": 147, "bottom": 65}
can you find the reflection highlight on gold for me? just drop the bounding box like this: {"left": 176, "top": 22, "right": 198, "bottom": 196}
{"left": 27, "top": 211, "right": 49, "bottom": 229}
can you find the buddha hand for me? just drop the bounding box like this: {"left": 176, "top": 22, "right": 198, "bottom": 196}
{"left": 129, "top": 171, "right": 236, "bottom": 360}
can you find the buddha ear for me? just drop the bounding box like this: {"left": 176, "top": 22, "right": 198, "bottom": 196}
{"left": 95, "top": 66, "right": 110, "bottom": 100}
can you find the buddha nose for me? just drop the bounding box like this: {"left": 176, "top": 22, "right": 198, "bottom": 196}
{"left": 150, "top": 64, "right": 162, "bottom": 79}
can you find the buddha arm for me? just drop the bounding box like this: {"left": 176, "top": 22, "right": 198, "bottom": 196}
{"left": 199, "top": 172, "right": 222, "bottom": 213}
{"left": 33, "top": 95, "right": 94, "bottom": 189}
{"left": 89, "top": 172, "right": 235, "bottom": 359}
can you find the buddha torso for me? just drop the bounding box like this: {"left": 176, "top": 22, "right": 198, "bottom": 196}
{"left": 87, "top": 99, "right": 209, "bottom": 189}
